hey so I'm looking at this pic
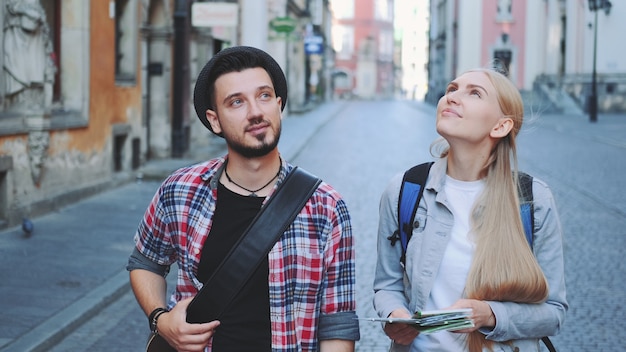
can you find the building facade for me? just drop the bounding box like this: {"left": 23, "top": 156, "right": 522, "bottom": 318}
{"left": 330, "top": 0, "right": 396, "bottom": 100}
{"left": 0, "top": 0, "right": 326, "bottom": 229}
{"left": 426, "top": 0, "right": 626, "bottom": 114}
{"left": 395, "top": 0, "right": 430, "bottom": 100}
{"left": 0, "top": 1, "right": 142, "bottom": 228}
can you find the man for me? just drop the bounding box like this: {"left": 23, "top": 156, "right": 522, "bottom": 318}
{"left": 127, "top": 46, "right": 360, "bottom": 352}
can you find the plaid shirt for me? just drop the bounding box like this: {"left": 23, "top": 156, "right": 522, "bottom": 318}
{"left": 134, "top": 156, "right": 358, "bottom": 351}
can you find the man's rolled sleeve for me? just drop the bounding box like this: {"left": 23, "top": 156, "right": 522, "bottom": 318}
{"left": 126, "top": 247, "right": 170, "bottom": 277}
{"left": 318, "top": 312, "right": 360, "bottom": 341}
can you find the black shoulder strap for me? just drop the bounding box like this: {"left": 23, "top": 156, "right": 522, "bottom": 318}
{"left": 387, "top": 162, "right": 433, "bottom": 266}
{"left": 186, "top": 167, "right": 322, "bottom": 323}
{"left": 518, "top": 171, "right": 534, "bottom": 247}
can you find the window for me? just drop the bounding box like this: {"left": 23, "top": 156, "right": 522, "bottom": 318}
{"left": 330, "top": 0, "right": 354, "bottom": 19}
{"left": 437, "top": 0, "right": 447, "bottom": 38}
{"left": 41, "top": 0, "right": 60, "bottom": 102}
{"left": 378, "top": 30, "right": 393, "bottom": 61}
{"left": 494, "top": 50, "right": 512, "bottom": 76}
{"left": 375, "top": 0, "right": 392, "bottom": 21}
{"left": 496, "top": 0, "right": 513, "bottom": 22}
{"left": 115, "top": 0, "right": 138, "bottom": 83}
{"left": 332, "top": 25, "right": 354, "bottom": 60}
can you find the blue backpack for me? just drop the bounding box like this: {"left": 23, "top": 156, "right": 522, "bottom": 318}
{"left": 387, "top": 162, "right": 556, "bottom": 352}
{"left": 387, "top": 162, "right": 535, "bottom": 265}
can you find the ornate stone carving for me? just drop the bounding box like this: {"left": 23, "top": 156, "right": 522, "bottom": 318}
{"left": 4, "top": 0, "right": 56, "bottom": 185}
{"left": 25, "top": 114, "right": 50, "bottom": 186}
{"left": 3, "top": 0, "right": 56, "bottom": 111}
{"left": 27, "top": 129, "right": 48, "bottom": 185}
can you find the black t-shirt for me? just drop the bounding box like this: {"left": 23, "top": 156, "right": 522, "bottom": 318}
{"left": 196, "top": 183, "right": 271, "bottom": 351}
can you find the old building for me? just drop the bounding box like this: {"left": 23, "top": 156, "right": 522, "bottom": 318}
{"left": 0, "top": 0, "right": 330, "bottom": 229}
{"left": 0, "top": 1, "right": 142, "bottom": 228}
{"left": 330, "top": 0, "right": 396, "bottom": 100}
{"left": 426, "top": 0, "right": 625, "bottom": 114}
{"left": 395, "top": 0, "right": 430, "bottom": 100}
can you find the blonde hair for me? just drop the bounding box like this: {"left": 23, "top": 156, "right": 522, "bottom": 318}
{"left": 432, "top": 69, "right": 549, "bottom": 352}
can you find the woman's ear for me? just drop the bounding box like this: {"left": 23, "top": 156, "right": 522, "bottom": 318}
{"left": 490, "top": 117, "right": 514, "bottom": 138}
{"left": 206, "top": 109, "right": 222, "bottom": 134}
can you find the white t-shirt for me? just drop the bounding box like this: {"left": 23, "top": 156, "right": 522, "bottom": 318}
{"left": 414, "top": 175, "right": 485, "bottom": 351}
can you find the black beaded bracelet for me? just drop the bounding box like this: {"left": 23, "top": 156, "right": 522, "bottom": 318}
{"left": 148, "top": 307, "right": 168, "bottom": 333}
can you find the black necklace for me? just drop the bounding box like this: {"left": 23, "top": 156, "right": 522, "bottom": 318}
{"left": 224, "top": 165, "right": 281, "bottom": 197}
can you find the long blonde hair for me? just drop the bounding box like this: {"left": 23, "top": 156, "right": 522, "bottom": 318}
{"left": 432, "top": 69, "right": 549, "bottom": 351}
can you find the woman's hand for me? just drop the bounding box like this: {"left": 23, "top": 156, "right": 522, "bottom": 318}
{"left": 383, "top": 308, "right": 420, "bottom": 346}
{"left": 447, "top": 299, "right": 496, "bottom": 333}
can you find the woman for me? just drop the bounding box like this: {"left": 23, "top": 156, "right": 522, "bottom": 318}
{"left": 373, "top": 68, "right": 567, "bottom": 351}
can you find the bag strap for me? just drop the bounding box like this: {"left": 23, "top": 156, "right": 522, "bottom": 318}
{"left": 518, "top": 171, "right": 535, "bottom": 247}
{"left": 542, "top": 336, "right": 557, "bottom": 352}
{"left": 518, "top": 172, "right": 556, "bottom": 352}
{"left": 186, "top": 166, "right": 322, "bottom": 324}
{"left": 387, "top": 162, "right": 433, "bottom": 266}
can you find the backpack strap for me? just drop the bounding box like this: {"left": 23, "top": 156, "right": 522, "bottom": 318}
{"left": 387, "top": 162, "right": 433, "bottom": 266}
{"left": 390, "top": 165, "right": 535, "bottom": 264}
{"left": 517, "top": 173, "right": 556, "bottom": 352}
{"left": 518, "top": 172, "right": 534, "bottom": 247}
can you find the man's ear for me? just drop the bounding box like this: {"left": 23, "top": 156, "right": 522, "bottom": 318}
{"left": 490, "top": 117, "right": 514, "bottom": 138}
{"left": 206, "top": 109, "right": 222, "bottom": 134}
{"left": 276, "top": 96, "right": 283, "bottom": 119}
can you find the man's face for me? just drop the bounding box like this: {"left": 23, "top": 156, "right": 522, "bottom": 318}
{"left": 206, "top": 67, "right": 283, "bottom": 158}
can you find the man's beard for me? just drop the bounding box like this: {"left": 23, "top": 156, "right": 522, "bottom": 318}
{"left": 226, "top": 124, "right": 281, "bottom": 158}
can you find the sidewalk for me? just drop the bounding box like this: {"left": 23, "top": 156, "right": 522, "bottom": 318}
{"left": 524, "top": 110, "right": 626, "bottom": 147}
{"left": 0, "top": 101, "right": 347, "bottom": 352}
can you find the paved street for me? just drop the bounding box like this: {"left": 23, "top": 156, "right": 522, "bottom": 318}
{"left": 0, "top": 99, "right": 625, "bottom": 351}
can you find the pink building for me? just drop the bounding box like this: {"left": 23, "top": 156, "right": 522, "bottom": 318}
{"left": 427, "top": 0, "right": 626, "bottom": 113}
{"left": 330, "top": 0, "right": 395, "bottom": 99}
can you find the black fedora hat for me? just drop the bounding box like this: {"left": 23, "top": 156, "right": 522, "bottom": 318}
{"left": 193, "top": 46, "right": 288, "bottom": 135}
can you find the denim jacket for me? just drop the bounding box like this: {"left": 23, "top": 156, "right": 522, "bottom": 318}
{"left": 373, "top": 158, "right": 568, "bottom": 352}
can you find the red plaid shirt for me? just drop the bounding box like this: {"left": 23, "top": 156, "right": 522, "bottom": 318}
{"left": 134, "top": 157, "right": 358, "bottom": 351}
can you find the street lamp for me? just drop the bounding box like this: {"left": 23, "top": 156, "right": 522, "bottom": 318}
{"left": 587, "top": 0, "right": 612, "bottom": 123}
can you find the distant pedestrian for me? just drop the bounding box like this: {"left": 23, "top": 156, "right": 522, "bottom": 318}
{"left": 126, "top": 46, "right": 359, "bottom": 352}
{"left": 373, "top": 68, "right": 567, "bottom": 351}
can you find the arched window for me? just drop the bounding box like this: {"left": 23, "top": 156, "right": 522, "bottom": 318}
{"left": 115, "top": 0, "right": 138, "bottom": 83}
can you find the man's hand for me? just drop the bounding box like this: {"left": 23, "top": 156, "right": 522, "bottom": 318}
{"left": 383, "top": 308, "right": 419, "bottom": 346}
{"left": 157, "top": 297, "right": 221, "bottom": 352}
{"left": 447, "top": 299, "right": 495, "bottom": 333}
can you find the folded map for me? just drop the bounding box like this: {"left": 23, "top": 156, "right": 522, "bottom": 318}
{"left": 360, "top": 308, "right": 474, "bottom": 334}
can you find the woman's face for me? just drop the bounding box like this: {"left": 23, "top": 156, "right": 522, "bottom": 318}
{"left": 436, "top": 71, "right": 508, "bottom": 147}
